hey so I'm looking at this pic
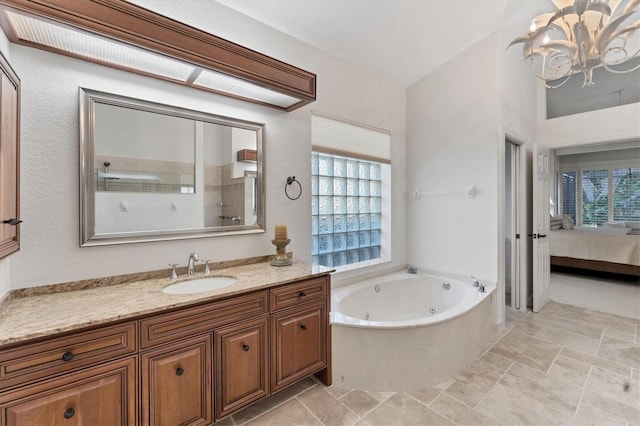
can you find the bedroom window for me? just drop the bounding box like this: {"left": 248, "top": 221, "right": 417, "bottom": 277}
{"left": 557, "top": 166, "right": 640, "bottom": 225}
{"left": 613, "top": 167, "right": 640, "bottom": 221}
{"left": 311, "top": 113, "right": 391, "bottom": 270}
{"left": 582, "top": 169, "right": 609, "bottom": 226}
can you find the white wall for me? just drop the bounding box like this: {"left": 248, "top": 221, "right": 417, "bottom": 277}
{"left": 406, "top": 33, "right": 500, "bottom": 282}
{"left": 4, "top": 2, "right": 407, "bottom": 291}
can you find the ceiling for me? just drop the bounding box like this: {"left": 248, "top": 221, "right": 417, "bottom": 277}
{"left": 132, "top": 0, "right": 544, "bottom": 88}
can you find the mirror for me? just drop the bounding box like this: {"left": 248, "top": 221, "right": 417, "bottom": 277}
{"left": 79, "top": 88, "right": 265, "bottom": 246}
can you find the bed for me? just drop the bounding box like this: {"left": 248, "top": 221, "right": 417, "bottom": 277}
{"left": 549, "top": 228, "right": 640, "bottom": 277}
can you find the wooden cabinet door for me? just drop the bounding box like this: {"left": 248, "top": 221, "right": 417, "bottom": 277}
{"left": 0, "top": 52, "right": 20, "bottom": 259}
{"left": 0, "top": 357, "right": 136, "bottom": 426}
{"left": 214, "top": 316, "right": 268, "bottom": 420}
{"left": 271, "top": 300, "right": 327, "bottom": 392}
{"left": 141, "top": 334, "right": 212, "bottom": 426}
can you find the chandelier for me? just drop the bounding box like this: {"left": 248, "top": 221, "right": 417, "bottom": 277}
{"left": 509, "top": 0, "right": 640, "bottom": 88}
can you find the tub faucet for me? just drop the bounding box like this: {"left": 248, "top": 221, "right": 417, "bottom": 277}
{"left": 407, "top": 266, "right": 418, "bottom": 274}
{"left": 187, "top": 252, "right": 200, "bottom": 276}
{"left": 470, "top": 276, "right": 480, "bottom": 287}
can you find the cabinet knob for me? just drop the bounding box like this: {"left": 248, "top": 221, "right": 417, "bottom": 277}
{"left": 63, "top": 408, "right": 75, "bottom": 419}
{"left": 61, "top": 351, "right": 74, "bottom": 362}
{"left": 242, "top": 344, "right": 250, "bottom": 352}
{"left": 2, "top": 218, "right": 21, "bottom": 226}
{"left": 299, "top": 291, "right": 306, "bottom": 297}
{"left": 176, "top": 367, "right": 184, "bottom": 376}
{"left": 300, "top": 324, "right": 307, "bottom": 331}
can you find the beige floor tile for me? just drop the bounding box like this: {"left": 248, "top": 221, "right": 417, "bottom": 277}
{"left": 581, "top": 388, "right": 640, "bottom": 425}
{"left": 547, "top": 354, "right": 590, "bottom": 387}
{"left": 363, "top": 390, "right": 395, "bottom": 403}
{"left": 560, "top": 347, "right": 631, "bottom": 377}
{"left": 477, "top": 381, "right": 573, "bottom": 426}
{"left": 244, "top": 399, "right": 322, "bottom": 426}
{"left": 339, "top": 390, "right": 380, "bottom": 417}
{"left": 407, "top": 387, "right": 440, "bottom": 405}
{"left": 298, "top": 386, "right": 359, "bottom": 426}
{"left": 215, "top": 416, "right": 235, "bottom": 426}
{"left": 633, "top": 368, "right": 639, "bottom": 380}
{"left": 429, "top": 393, "right": 494, "bottom": 426}
{"left": 605, "top": 327, "right": 637, "bottom": 343}
{"left": 536, "top": 326, "right": 601, "bottom": 355}
{"left": 490, "top": 329, "right": 562, "bottom": 372}
{"left": 325, "top": 384, "right": 353, "bottom": 399}
{"left": 570, "top": 402, "right": 628, "bottom": 426}
{"left": 539, "top": 300, "right": 562, "bottom": 315}
{"left": 363, "top": 393, "right": 455, "bottom": 426}
{"left": 528, "top": 312, "right": 604, "bottom": 340}
{"left": 444, "top": 380, "right": 485, "bottom": 408}
{"left": 584, "top": 366, "right": 640, "bottom": 409}
{"left": 454, "top": 360, "right": 506, "bottom": 393}
{"left": 579, "top": 311, "right": 637, "bottom": 336}
{"left": 510, "top": 320, "right": 544, "bottom": 337}
{"left": 479, "top": 351, "right": 514, "bottom": 371}
{"left": 598, "top": 335, "right": 640, "bottom": 369}
{"left": 499, "top": 363, "right": 582, "bottom": 416}
{"left": 231, "top": 378, "right": 317, "bottom": 425}
{"left": 505, "top": 307, "right": 530, "bottom": 327}
{"left": 555, "top": 304, "right": 586, "bottom": 321}
{"left": 432, "top": 377, "right": 455, "bottom": 391}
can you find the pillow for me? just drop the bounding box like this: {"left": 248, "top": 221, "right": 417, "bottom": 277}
{"left": 561, "top": 215, "right": 574, "bottom": 230}
{"left": 604, "top": 221, "right": 626, "bottom": 228}
{"left": 625, "top": 221, "right": 640, "bottom": 229}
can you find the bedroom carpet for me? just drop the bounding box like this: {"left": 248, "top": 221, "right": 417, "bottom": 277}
{"left": 216, "top": 302, "right": 638, "bottom": 426}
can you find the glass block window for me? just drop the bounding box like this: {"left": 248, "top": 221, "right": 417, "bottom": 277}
{"left": 312, "top": 152, "right": 382, "bottom": 268}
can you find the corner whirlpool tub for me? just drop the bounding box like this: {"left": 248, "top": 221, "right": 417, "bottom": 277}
{"left": 331, "top": 270, "right": 495, "bottom": 391}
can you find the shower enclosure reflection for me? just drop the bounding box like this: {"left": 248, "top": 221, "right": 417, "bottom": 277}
{"left": 80, "top": 88, "right": 264, "bottom": 246}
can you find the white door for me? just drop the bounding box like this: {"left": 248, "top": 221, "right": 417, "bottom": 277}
{"left": 533, "top": 146, "right": 551, "bottom": 312}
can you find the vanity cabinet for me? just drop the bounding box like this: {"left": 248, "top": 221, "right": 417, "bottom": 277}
{"left": 0, "top": 357, "right": 137, "bottom": 426}
{"left": 271, "top": 276, "right": 329, "bottom": 392}
{"left": 214, "top": 316, "right": 268, "bottom": 418}
{"left": 141, "top": 335, "right": 212, "bottom": 426}
{"left": 0, "top": 52, "right": 20, "bottom": 260}
{"left": 0, "top": 273, "right": 331, "bottom": 425}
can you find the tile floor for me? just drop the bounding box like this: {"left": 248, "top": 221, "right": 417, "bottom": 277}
{"left": 220, "top": 301, "right": 640, "bottom": 426}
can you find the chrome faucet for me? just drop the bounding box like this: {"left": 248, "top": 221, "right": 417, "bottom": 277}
{"left": 471, "top": 276, "right": 480, "bottom": 287}
{"left": 187, "top": 252, "right": 200, "bottom": 276}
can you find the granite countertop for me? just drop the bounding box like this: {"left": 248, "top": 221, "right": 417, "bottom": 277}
{"left": 0, "top": 259, "right": 331, "bottom": 347}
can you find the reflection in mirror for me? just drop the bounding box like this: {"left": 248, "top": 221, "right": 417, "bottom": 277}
{"left": 80, "top": 88, "right": 264, "bottom": 246}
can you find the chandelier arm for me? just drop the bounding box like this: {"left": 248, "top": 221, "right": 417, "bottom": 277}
{"left": 545, "top": 74, "right": 573, "bottom": 89}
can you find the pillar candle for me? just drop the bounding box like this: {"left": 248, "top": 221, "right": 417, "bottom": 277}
{"left": 275, "top": 224, "right": 287, "bottom": 241}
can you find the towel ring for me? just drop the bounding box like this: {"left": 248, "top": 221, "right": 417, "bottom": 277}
{"left": 285, "top": 176, "right": 302, "bottom": 200}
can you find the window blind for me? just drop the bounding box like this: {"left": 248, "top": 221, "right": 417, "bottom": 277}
{"left": 311, "top": 112, "right": 391, "bottom": 164}
{"left": 613, "top": 167, "right": 640, "bottom": 221}
{"left": 582, "top": 170, "right": 609, "bottom": 226}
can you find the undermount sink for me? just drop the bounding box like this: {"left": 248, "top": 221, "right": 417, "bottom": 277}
{"left": 162, "top": 276, "right": 237, "bottom": 294}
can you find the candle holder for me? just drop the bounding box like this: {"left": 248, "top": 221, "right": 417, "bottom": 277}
{"left": 270, "top": 238, "right": 292, "bottom": 266}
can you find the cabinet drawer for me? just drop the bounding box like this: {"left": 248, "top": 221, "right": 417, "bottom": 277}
{"left": 270, "top": 277, "right": 328, "bottom": 312}
{"left": 0, "top": 356, "right": 137, "bottom": 426}
{"left": 140, "top": 291, "right": 268, "bottom": 349}
{"left": 0, "top": 322, "right": 137, "bottom": 391}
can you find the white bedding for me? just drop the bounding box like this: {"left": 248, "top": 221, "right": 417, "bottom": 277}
{"left": 549, "top": 229, "right": 640, "bottom": 266}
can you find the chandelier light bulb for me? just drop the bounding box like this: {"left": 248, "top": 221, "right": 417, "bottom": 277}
{"left": 508, "top": 0, "right": 640, "bottom": 88}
